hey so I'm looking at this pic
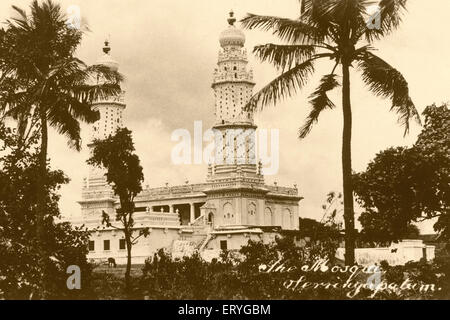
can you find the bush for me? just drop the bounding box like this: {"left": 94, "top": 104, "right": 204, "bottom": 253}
{"left": 137, "top": 237, "right": 450, "bottom": 300}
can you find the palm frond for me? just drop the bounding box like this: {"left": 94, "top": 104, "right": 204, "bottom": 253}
{"left": 46, "top": 56, "right": 123, "bottom": 104}
{"left": 300, "top": 0, "right": 342, "bottom": 40}
{"left": 300, "top": 0, "right": 308, "bottom": 15}
{"left": 361, "top": 0, "right": 408, "bottom": 42}
{"left": 253, "top": 43, "right": 316, "bottom": 71}
{"left": 322, "top": 0, "right": 368, "bottom": 22}
{"left": 378, "top": 0, "right": 408, "bottom": 33}
{"left": 299, "top": 74, "right": 340, "bottom": 138}
{"left": 70, "top": 83, "right": 122, "bottom": 105}
{"left": 47, "top": 103, "right": 82, "bottom": 151}
{"left": 357, "top": 50, "right": 421, "bottom": 135}
{"left": 11, "top": 5, "right": 28, "bottom": 21}
{"left": 246, "top": 59, "right": 315, "bottom": 111}
{"left": 87, "top": 64, "right": 125, "bottom": 84}
{"left": 240, "top": 14, "right": 325, "bottom": 44}
{"left": 54, "top": 92, "right": 100, "bottom": 124}
{"left": 8, "top": 5, "right": 31, "bottom": 30}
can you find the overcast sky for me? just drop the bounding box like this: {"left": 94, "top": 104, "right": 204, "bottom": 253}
{"left": 1, "top": 0, "right": 449, "bottom": 233}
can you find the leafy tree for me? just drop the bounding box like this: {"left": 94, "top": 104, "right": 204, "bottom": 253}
{"left": 296, "top": 192, "right": 343, "bottom": 241}
{"left": 0, "top": 124, "right": 92, "bottom": 299}
{"left": 416, "top": 104, "right": 450, "bottom": 239}
{"left": 240, "top": 0, "right": 420, "bottom": 264}
{"left": 298, "top": 218, "right": 342, "bottom": 241}
{"left": 87, "top": 127, "right": 146, "bottom": 293}
{"left": 0, "top": 0, "right": 123, "bottom": 296}
{"left": 354, "top": 104, "right": 449, "bottom": 242}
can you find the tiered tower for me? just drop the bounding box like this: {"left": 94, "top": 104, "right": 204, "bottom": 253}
{"left": 210, "top": 11, "right": 261, "bottom": 181}
{"left": 202, "top": 11, "right": 268, "bottom": 228}
{"left": 80, "top": 41, "right": 125, "bottom": 219}
{"left": 86, "top": 40, "right": 125, "bottom": 188}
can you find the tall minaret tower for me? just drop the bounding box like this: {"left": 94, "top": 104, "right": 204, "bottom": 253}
{"left": 210, "top": 11, "right": 261, "bottom": 181}
{"left": 79, "top": 41, "right": 125, "bottom": 220}
{"left": 202, "top": 11, "right": 267, "bottom": 227}
{"left": 86, "top": 40, "right": 126, "bottom": 188}
{"left": 90, "top": 40, "right": 125, "bottom": 142}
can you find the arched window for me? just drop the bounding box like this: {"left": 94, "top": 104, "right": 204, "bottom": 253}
{"left": 264, "top": 207, "right": 272, "bottom": 225}
{"left": 248, "top": 202, "right": 257, "bottom": 225}
{"left": 223, "top": 202, "right": 234, "bottom": 224}
{"left": 283, "top": 208, "right": 292, "bottom": 229}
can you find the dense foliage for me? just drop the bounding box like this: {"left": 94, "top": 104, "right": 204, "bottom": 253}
{"left": 138, "top": 237, "right": 347, "bottom": 300}
{"left": 88, "top": 127, "right": 146, "bottom": 293}
{"left": 136, "top": 237, "right": 449, "bottom": 300}
{"left": 0, "top": 125, "right": 93, "bottom": 299}
{"left": 354, "top": 104, "right": 450, "bottom": 242}
{"left": 0, "top": 0, "right": 123, "bottom": 297}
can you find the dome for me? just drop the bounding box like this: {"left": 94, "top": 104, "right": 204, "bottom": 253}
{"left": 96, "top": 40, "right": 119, "bottom": 72}
{"left": 219, "top": 11, "right": 245, "bottom": 47}
{"left": 219, "top": 26, "right": 245, "bottom": 47}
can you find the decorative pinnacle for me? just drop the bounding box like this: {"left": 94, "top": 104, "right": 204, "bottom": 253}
{"left": 227, "top": 10, "right": 236, "bottom": 25}
{"left": 103, "top": 40, "right": 111, "bottom": 54}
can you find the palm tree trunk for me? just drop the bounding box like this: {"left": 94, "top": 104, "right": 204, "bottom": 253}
{"left": 342, "top": 62, "right": 355, "bottom": 266}
{"left": 36, "top": 108, "right": 48, "bottom": 298}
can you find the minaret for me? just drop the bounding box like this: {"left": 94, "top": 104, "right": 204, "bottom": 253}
{"left": 90, "top": 40, "right": 125, "bottom": 142}
{"left": 79, "top": 41, "right": 125, "bottom": 220}
{"left": 210, "top": 11, "right": 260, "bottom": 180}
{"left": 86, "top": 40, "right": 126, "bottom": 188}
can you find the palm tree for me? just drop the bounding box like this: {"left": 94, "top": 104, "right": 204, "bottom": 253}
{"left": 241, "top": 0, "right": 420, "bottom": 265}
{"left": 0, "top": 0, "right": 123, "bottom": 297}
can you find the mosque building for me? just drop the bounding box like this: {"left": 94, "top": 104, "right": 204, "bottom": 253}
{"left": 73, "top": 11, "right": 302, "bottom": 264}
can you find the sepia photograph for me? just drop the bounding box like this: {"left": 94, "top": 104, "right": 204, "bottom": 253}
{"left": 0, "top": 0, "right": 449, "bottom": 309}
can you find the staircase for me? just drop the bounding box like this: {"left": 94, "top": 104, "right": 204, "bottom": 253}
{"left": 195, "top": 235, "right": 208, "bottom": 251}
{"left": 173, "top": 214, "right": 214, "bottom": 258}
{"left": 191, "top": 214, "right": 205, "bottom": 227}
{"left": 198, "top": 234, "right": 212, "bottom": 252}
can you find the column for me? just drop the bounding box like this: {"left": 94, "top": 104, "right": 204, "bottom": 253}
{"left": 235, "top": 198, "right": 241, "bottom": 225}
{"left": 169, "top": 204, "right": 174, "bottom": 213}
{"left": 190, "top": 203, "right": 195, "bottom": 223}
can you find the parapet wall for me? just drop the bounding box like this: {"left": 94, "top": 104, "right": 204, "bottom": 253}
{"left": 336, "top": 240, "right": 436, "bottom": 266}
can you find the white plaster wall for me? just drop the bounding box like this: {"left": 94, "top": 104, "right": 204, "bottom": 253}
{"left": 335, "top": 240, "right": 436, "bottom": 266}
{"left": 87, "top": 228, "right": 180, "bottom": 265}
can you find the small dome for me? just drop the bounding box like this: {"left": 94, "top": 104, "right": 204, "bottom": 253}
{"left": 96, "top": 40, "right": 119, "bottom": 72}
{"left": 219, "top": 10, "right": 245, "bottom": 47}
{"left": 219, "top": 26, "right": 245, "bottom": 47}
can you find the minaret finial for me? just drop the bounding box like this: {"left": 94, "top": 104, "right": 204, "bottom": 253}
{"left": 227, "top": 10, "right": 236, "bottom": 26}
{"left": 103, "top": 39, "right": 111, "bottom": 54}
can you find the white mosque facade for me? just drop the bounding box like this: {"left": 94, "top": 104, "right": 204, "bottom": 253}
{"left": 72, "top": 12, "right": 302, "bottom": 264}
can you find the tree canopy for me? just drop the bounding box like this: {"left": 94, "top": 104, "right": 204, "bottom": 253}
{"left": 0, "top": 124, "right": 92, "bottom": 299}
{"left": 87, "top": 127, "right": 145, "bottom": 293}
{"left": 354, "top": 103, "right": 450, "bottom": 242}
